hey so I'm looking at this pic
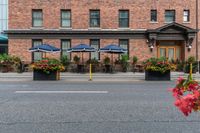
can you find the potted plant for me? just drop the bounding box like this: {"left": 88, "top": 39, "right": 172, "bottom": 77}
{"left": 31, "top": 58, "right": 64, "bottom": 80}
{"left": 143, "top": 57, "right": 176, "bottom": 81}
{"left": 120, "top": 54, "right": 129, "bottom": 72}
{"left": 132, "top": 56, "right": 138, "bottom": 73}
{"left": 86, "top": 58, "right": 99, "bottom": 72}
{"left": 73, "top": 55, "right": 80, "bottom": 64}
{"left": 103, "top": 56, "right": 111, "bottom": 73}
{"left": 61, "top": 55, "right": 70, "bottom": 72}
{"left": 0, "top": 54, "right": 14, "bottom": 72}
{"left": 184, "top": 56, "right": 198, "bottom": 73}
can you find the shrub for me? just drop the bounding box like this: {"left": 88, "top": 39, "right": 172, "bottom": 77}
{"left": 73, "top": 55, "right": 80, "bottom": 64}
{"left": 61, "top": 55, "right": 70, "bottom": 71}
{"left": 103, "top": 56, "right": 110, "bottom": 65}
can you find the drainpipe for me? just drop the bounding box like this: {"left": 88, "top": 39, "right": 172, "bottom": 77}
{"left": 196, "top": 0, "right": 199, "bottom": 72}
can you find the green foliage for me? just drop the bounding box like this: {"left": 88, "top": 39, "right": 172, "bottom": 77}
{"left": 132, "top": 56, "right": 138, "bottom": 64}
{"left": 184, "top": 56, "right": 198, "bottom": 73}
{"left": 0, "top": 54, "right": 13, "bottom": 64}
{"left": 73, "top": 55, "right": 80, "bottom": 64}
{"left": 120, "top": 54, "right": 129, "bottom": 72}
{"left": 61, "top": 55, "right": 70, "bottom": 71}
{"left": 143, "top": 57, "right": 176, "bottom": 73}
{"left": 86, "top": 58, "right": 99, "bottom": 65}
{"left": 187, "top": 56, "right": 196, "bottom": 64}
{"left": 32, "top": 58, "right": 65, "bottom": 74}
{"left": 103, "top": 56, "right": 110, "bottom": 65}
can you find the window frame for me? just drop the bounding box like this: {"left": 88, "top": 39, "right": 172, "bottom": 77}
{"left": 183, "top": 10, "right": 190, "bottom": 22}
{"left": 150, "top": 9, "right": 157, "bottom": 22}
{"left": 165, "top": 10, "right": 175, "bottom": 23}
{"left": 119, "top": 10, "right": 129, "bottom": 28}
{"left": 32, "top": 39, "right": 43, "bottom": 62}
{"left": 90, "top": 39, "right": 100, "bottom": 60}
{"left": 61, "top": 39, "right": 71, "bottom": 60}
{"left": 89, "top": 10, "right": 100, "bottom": 28}
{"left": 32, "top": 9, "right": 43, "bottom": 27}
{"left": 119, "top": 39, "right": 129, "bottom": 59}
{"left": 60, "top": 9, "right": 71, "bottom": 28}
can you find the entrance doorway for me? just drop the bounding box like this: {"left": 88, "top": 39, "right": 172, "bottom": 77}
{"left": 157, "top": 41, "right": 184, "bottom": 61}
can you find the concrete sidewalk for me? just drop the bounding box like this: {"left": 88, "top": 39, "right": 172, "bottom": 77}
{"left": 0, "top": 72, "right": 200, "bottom": 82}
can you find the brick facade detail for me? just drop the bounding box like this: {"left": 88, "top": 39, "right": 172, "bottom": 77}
{"left": 8, "top": 0, "right": 200, "bottom": 63}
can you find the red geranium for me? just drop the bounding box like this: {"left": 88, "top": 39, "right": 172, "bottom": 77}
{"left": 170, "top": 74, "right": 200, "bottom": 116}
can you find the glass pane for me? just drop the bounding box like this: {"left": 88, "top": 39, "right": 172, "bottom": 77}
{"left": 151, "top": 10, "right": 157, "bottom": 21}
{"left": 119, "top": 11, "right": 128, "bottom": 18}
{"left": 160, "top": 48, "right": 166, "bottom": 58}
{"left": 168, "top": 48, "right": 174, "bottom": 60}
{"left": 33, "top": 20, "right": 42, "bottom": 27}
{"left": 62, "top": 11, "right": 70, "bottom": 19}
{"left": 62, "top": 20, "right": 70, "bottom": 27}
{"left": 62, "top": 40, "right": 71, "bottom": 59}
{"left": 33, "top": 40, "right": 42, "bottom": 61}
{"left": 119, "top": 40, "right": 129, "bottom": 59}
{"left": 176, "top": 47, "right": 181, "bottom": 60}
{"left": 91, "top": 40, "right": 99, "bottom": 60}
{"left": 90, "top": 19, "right": 99, "bottom": 27}
{"left": 119, "top": 19, "right": 128, "bottom": 27}
{"left": 90, "top": 11, "right": 99, "bottom": 18}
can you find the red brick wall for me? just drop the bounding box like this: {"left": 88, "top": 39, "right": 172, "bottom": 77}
{"left": 9, "top": 0, "right": 197, "bottom": 29}
{"left": 8, "top": 0, "right": 200, "bottom": 62}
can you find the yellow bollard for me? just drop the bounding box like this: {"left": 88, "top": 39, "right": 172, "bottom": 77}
{"left": 190, "top": 63, "right": 192, "bottom": 75}
{"left": 89, "top": 63, "right": 92, "bottom": 81}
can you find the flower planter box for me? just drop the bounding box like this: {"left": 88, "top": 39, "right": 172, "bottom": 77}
{"left": 145, "top": 70, "right": 170, "bottom": 81}
{"left": 33, "top": 70, "right": 60, "bottom": 81}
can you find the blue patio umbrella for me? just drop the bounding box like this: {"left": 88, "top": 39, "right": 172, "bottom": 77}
{"left": 99, "top": 44, "right": 127, "bottom": 65}
{"left": 29, "top": 44, "right": 60, "bottom": 53}
{"left": 99, "top": 44, "right": 127, "bottom": 53}
{"left": 29, "top": 44, "right": 60, "bottom": 59}
{"left": 67, "top": 44, "right": 97, "bottom": 63}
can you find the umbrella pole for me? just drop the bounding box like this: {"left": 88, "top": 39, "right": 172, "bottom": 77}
{"left": 82, "top": 52, "right": 84, "bottom": 64}
{"left": 112, "top": 53, "right": 114, "bottom": 66}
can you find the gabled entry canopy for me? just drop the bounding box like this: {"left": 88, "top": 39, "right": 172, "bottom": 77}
{"left": 147, "top": 22, "right": 197, "bottom": 47}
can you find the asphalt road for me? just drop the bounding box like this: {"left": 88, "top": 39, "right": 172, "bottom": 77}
{"left": 0, "top": 81, "right": 200, "bottom": 133}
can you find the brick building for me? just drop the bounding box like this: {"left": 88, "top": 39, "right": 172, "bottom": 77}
{"left": 6, "top": 0, "right": 200, "bottom": 63}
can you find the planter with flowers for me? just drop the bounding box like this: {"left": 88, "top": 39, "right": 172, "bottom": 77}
{"left": 143, "top": 57, "right": 176, "bottom": 81}
{"left": 31, "top": 58, "right": 65, "bottom": 80}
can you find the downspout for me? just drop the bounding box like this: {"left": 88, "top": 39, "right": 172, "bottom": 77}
{"left": 196, "top": 0, "right": 199, "bottom": 60}
{"left": 196, "top": 0, "right": 199, "bottom": 72}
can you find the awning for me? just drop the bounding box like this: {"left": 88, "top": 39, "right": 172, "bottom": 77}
{"left": 0, "top": 35, "right": 8, "bottom": 43}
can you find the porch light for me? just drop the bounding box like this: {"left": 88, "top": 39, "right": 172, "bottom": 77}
{"left": 188, "top": 45, "right": 192, "bottom": 49}
{"left": 150, "top": 45, "right": 154, "bottom": 49}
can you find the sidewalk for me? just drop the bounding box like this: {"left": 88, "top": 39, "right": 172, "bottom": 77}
{"left": 0, "top": 72, "right": 200, "bottom": 82}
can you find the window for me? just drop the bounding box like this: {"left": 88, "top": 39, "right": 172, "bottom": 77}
{"left": 90, "top": 39, "right": 100, "bottom": 60}
{"left": 32, "top": 39, "right": 42, "bottom": 61}
{"left": 119, "top": 39, "right": 129, "bottom": 58}
{"left": 165, "top": 10, "right": 175, "bottom": 22}
{"left": 61, "top": 10, "right": 71, "bottom": 27}
{"left": 61, "top": 40, "right": 71, "bottom": 59}
{"left": 150, "top": 10, "right": 157, "bottom": 22}
{"left": 119, "top": 10, "right": 129, "bottom": 28}
{"left": 90, "top": 10, "right": 100, "bottom": 27}
{"left": 32, "top": 9, "right": 43, "bottom": 27}
{"left": 183, "top": 10, "right": 190, "bottom": 22}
